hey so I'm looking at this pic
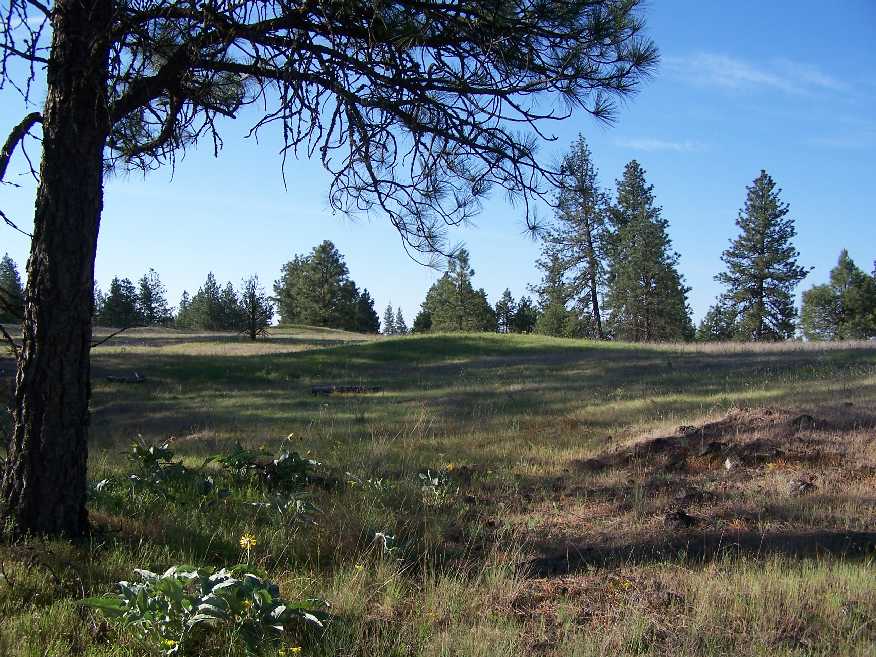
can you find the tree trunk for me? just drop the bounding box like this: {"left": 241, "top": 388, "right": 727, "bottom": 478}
{"left": 0, "top": 0, "right": 112, "bottom": 537}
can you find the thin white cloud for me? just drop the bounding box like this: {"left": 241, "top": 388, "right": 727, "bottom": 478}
{"left": 663, "top": 53, "right": 847, "bottom": 96}
{"left": 614, "top": 138, "right": 708, "bottom": 153}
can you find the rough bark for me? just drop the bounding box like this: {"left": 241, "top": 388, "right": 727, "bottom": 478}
{"left": 0, "top": 0, "right": 112, "bottom": 537}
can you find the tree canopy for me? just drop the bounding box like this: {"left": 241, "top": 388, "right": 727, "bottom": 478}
{"left": 800, "top": 250, "right": 876, "bottom": 341}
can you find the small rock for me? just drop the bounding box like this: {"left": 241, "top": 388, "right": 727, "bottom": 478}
{"left": 724, "top": 456, "right": 741, "bottom": 471}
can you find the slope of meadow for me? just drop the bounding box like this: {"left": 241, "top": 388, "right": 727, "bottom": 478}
{"left": 1, "top": 328, "right": 875, "bottom": 656}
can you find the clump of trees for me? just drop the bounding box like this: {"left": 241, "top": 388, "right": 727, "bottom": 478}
{"left": 273, "top": 241, "right": 379, "bottom": 333}
{"left": 800, "top": 250, "right": 876, "bottom": 341}
{"left": 95, "top": 268, "right": 171, "bottom": 327}
{"left": 702, "top": 171, "right": 810, "bottom": 341}
{"left": 382, "top": 304, "right": 408, "bottom": 335}
{"left": 533, "top": 139, "right": 693, "bottom": 341}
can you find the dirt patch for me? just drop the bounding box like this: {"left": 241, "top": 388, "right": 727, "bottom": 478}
{"left": 518, "top": 405, "right": 876, "bottom": 575}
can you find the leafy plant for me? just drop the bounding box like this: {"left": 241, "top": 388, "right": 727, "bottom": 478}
{"left": 81, "top": 565, "right": 326, "bottom": 656}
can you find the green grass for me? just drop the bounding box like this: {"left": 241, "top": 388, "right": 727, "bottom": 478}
{"left": 1, "top": 329, "right": 875, "bottom": 656}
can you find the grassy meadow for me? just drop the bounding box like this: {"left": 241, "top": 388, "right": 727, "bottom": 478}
{"left": 1, "top": 326, "right": 875, "bottom": 656}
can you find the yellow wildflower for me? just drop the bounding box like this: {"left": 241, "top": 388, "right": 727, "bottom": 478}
{"left": 446, "top": 463, "right": 456, "bottom": 472}
{"left": 242, "top": 599, "right": 253, "bottom": 610}
{"left": 290, "top": 648, "right": 303, "bottom": 654}
{"left": 160, "top": 638, "right": 178, "bottom": 649}
{"left": 239, "top": 532, "right": 257, "bottom": 550}
{"left": 354, "top": 564, "right": 365, "bottom": 572}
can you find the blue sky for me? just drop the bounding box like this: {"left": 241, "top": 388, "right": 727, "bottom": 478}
{"left": 1, "top": 0, "right": 874, "bottom": 326}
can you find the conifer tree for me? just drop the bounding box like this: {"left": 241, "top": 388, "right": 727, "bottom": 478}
{"left": 394, "top": 308, "right": 408, "bottom": 335}
{"left": 532, "top": 252, "right": 578, "bottom": 337}
{"left": 274, "top": 241, "right": 367, "bottom": 329}
{"left": 97, "top": 277, "right": 140, "bottom": 327}
{"left": 423, "top": 250, "right": 496, "bottom": 332}
{"left": 176, "top": 291, "right": 192, "bottom": 329}
{"left": 354, "top": 289, "right": 380, "bottom": 334}
{"left": 696, "top": 296, "right": 739, "bottom": 342}
{"left": 239, "top": 275, "right": 274, "bottom": 340}
{"left": 412, "top": 309, "right": 433, "bottom": 333}
{"left": 182, "top": 272, "right": 224, "bottom": 330}
{"left": 604, "top": 161, "right": 693, "bottom": 341}
{"left": 800, "top": 250, "right": 876, "bottom": 340}
{"left": 136, "top": 268, "right": 171, "bottom": 326}
{"left": 716, "top": 171, "right": 809, "bottom": 341}
{"left": 219, "top": 281, "right": 243, "bottom": 331}
{"left": 495, "top": 289, "right": 517, "bottom": 333}
{"left": 0, "top": 254, "right": 25, "bottom": 323}
{"left": 511, "top": 296, "right": 539, "bottom": 334}
{"left": 542, "top": 135, "right": 608, "bottom": 338}
{"left": 382, "top": 304, "right": 396, "bottom": 335}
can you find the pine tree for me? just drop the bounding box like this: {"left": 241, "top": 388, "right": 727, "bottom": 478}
{"left": 716, "top": 170, "right": 809, "bottom": 341}
{"left": 0, "top": 254, "right": 25, "bottom": 323}
{"left": 423, "top": 250, "right": 496, "bottom": 332}
{"left": 183, "top": 272, "right": 224, "bottom": 330}
{"left": 604, "top": 161, "right": 693, "bottom": 341}
{"left": 495, "top": 289, "right": 516, "bottom": 333}
{"left": 97, "top": 277, "right": 141, "bottom": 327}
{"left": 274, "top": 241, "right": 367, "bottom": 329}
{"left": 382, "top": 303, "right": 396, "bottom": 335}
{"left": 394, "top": 307, "right": 408, "bottom": 335}
{"left": 532, "top": 252, "right": 577, "bottom": 337}
{"left": 136, "top": 268, "right": 171, "bottom": 326}
{"left": 511, "top": 296, "right": 539, "bottom": 333}
{"left": 354, "top": 289, "right": 381, "bottom": 333}
{"left": 176, "top": 291, "right": 192, "bottom": 329}
{"left": 219, "top": 281, "right": 243, "bottom": 331}
{"left": 800, "top": 250, "right": 876, "bottom": 341}
{"left": 542, "top": 135, "right": 608, "bottom": 338}
{"left": 412, "top": 309, "right": 432, "bottom": 333}
{"left": 239, "top": 275, "right": 274, "bottom": 340}
{"left": 696, "top": 296, "right": 739, "bottom": 342}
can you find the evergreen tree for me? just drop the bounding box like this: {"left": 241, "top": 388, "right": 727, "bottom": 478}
{"left": 219, "top": 281, "right": 243, "bottom": 331}
{"left": 511, "top": 296, "right": 539, "bottom": 333}
{"left": 604, "top": 161, "right": 694, "bottom": 341}
{"left": 136, "top": 268, "right": 171, "bottom": 326}
{"left": 354, "top": 289, "right": 381, "bottom": 333}
{"left": 176, "top": 291, "right": 192, "bottom": 329}
{"left": 93, "top": 284, "right": 106, "bottom": 320}
{"left": 423, "top": 250, "right": 496, "bottom": 332}
{"left": 412, "top": 309, "right": 433, "bottom": 333}
{"left": 394, "top": 307, "right": 408, "bottom": 335}
{"left": 382, "top": 303, "right": 396, "bottom": 335}
{"left": 716, "top": 171, "right": 809, "bottom": 341}
{"left": 495, "top": 289, "right": 516, "bottom": 333}
{"left": 532, "top": 252, "right": 577, "bottom": 337}
{"left": 0, "top": 254, "right": 25, "bottom": 323}
{"left": 696, "top": 296, "right": 739, "bottom": 342}
{"left": 239, "top": 275, "right": 274, "bottom": 340}
{"left": 800, "top": 250, "right": 876, "bottom": 341}
{"left": 542, "top": 135, "right": 608, "bottom": 338}
{"left": 97, "top": 277, "right": 141, "bottom": 327}
{"left": 274, "top": 241, "right": 367, "bottom": 329}
{"left": 182, "top": 272, "right": 224, "bottom": 330}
